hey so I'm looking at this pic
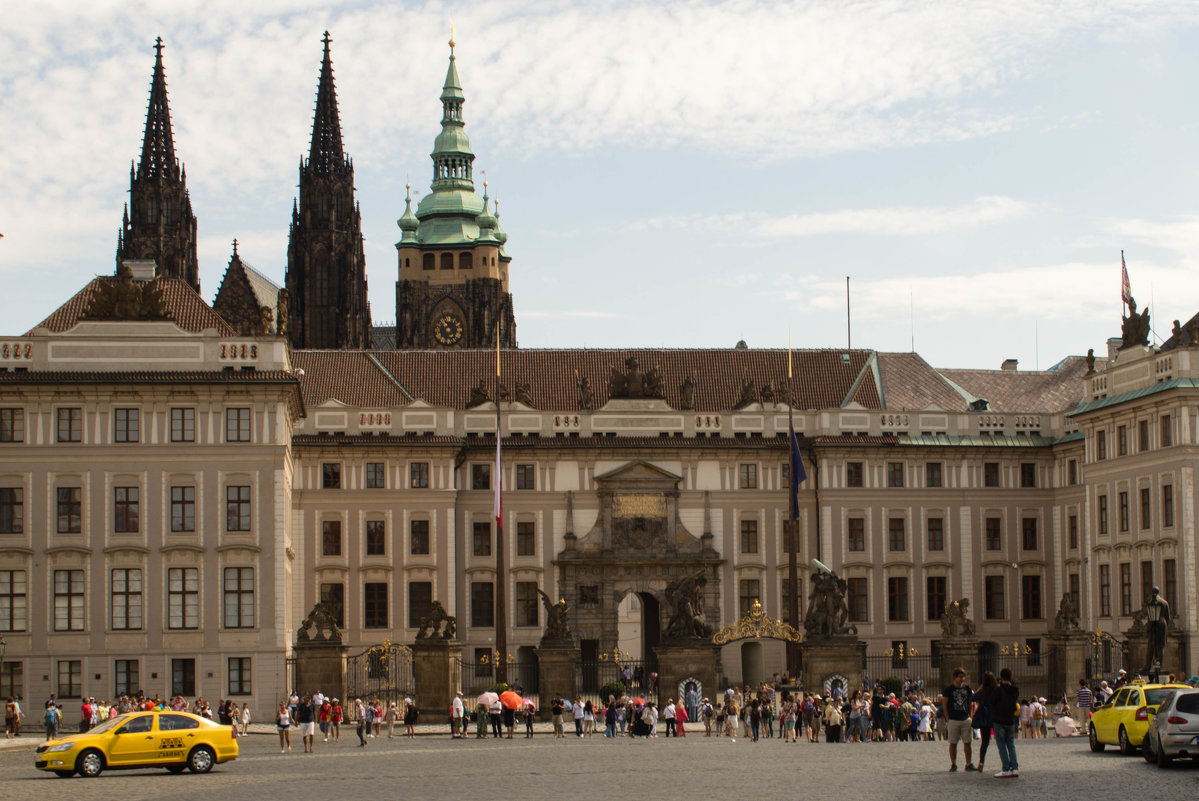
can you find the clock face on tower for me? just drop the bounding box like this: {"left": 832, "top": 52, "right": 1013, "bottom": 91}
{"left": 433, "top": 313, "right": 464, "bottom": 346}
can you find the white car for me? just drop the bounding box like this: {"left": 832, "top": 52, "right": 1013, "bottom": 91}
{"left": 1142, "top": 688, "right": 1199, "bottom": 767}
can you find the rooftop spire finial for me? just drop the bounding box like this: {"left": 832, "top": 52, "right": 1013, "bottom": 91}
{"left": 138, "top": 36, "right": 178, "bottom": 179}
{"left": 307, "top": 31, "right": 346, "bottom": 175}
{"left": 232, "top": 238, "right": 239, "bottom": 256}
{"left": 449, "top": 19, "right": 456, "bottom": 55}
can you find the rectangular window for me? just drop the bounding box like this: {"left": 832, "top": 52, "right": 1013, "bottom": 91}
{"left": 1069, "top": 573, "right": 1080, "bottom": 603}
{"left": 471, "top": 581, "right": 494, "bottom": 627}
{"left": 847, "top": 577, "right": 867, "bottom": 622}
{"left": 222, "top": 567, "right": 254, "bottom": 629}
{"left": 1068, "top": 459, "right": 1078, "bottom": 485}
{"left": 1098, "top": 495, "right": 1108, "bottom": 534}
{"left": 228, "top": 658, "right": 251, "bottom": 696}
{"left": 1020, "top": 463, "right": 1036, "bottom": 488}
{"left": 1068, "top": 514, "right": 1078, "bottom": 549}
{"left": 410, "top": 462, "right": 429, "bottom": 489}
{"left": 1140, "top": 487, "right": 1151, "bottom": 529}
{"left": 110, "top": 567, "right": 142, "bottom": 630}
{"left": 320, "top": 582, "right": 345, "bottom": 628}
{"left": 471, "top": 464, "right": 491, "bottom": 490}
{"left": 1021, "top": 574, "right": 1042, "bottom": 619}
{"left": 170, "top": 407, "right": 195, "bottom": 442}
{"left": 1163, "top": 485, "right": 1175, "bottom": 527}
{"left": 516, "top": 464, "right": 535, "bottom": 490}
{"left": 1117, "top": 425, "right": 1128, "bottom": 456}
{"left": 171, "top": 658, "right": 195, "bottom": 697}
{"left": 925, "top": 462, "right": 942, "bottom": 488}
{"left": 1099, "top": 564, "right": 1111, "bottom": 617}
{"left": 739, "top": 464, "right": 758, "bottom": 489}
{"left": 114, "top": 408, "right": 140, "bottom": 443}
{"left": 364, "top": 582, "right": 388, "bottom": 628}
{"left": 411, "top": 520, "right": 430, "bottom": 555}
{"left": 0, "top": 570, "right": 27, "bottom": 632}
{"left": 0, "top": 488, "right": 23, "bottom": 534}
{"left": 366, "top": 520, "right": 386, "bottom": 556}
{"left": 846, "top": 462, "right": 864, "bottom": 487}
{"left": 516, "top": 521, "right": 535, "bottom": 556}
{"left": 226, "top": 485, "right": 251, "bottom": 531}
{"left": 926, "top": 575, "right": 947, "bottom": 620}
{"left": 407, "top": 581, "right": 432, "bottom": 629}
{"left": 53, "top": 569, "right": 84, "bottom": 631}
{"left": 1097, "top": 430, "right": 1107, "bottom": 460}
{"left": 1119, "top": 562, "right": 1132, "bottom": 616}
{"left": 888, "top": 518, "right": 905, "bottom": 551}
{"left": 1021, "top": 518, "right": 1037, "bottom": 550}
{"left": 114, "top": 486, "right": 139, "bottom": 533}
{"left": 322, "top": 463, "right": 341, "bottom": 489}
{"left": 366, "top": 462, "right": 385, "bottom": 489}
{"left": 1160, "top": 414, "right": 1173, "bottom": 447}
{"left": 1118, "top": 491, "right": 1129, "bottom": 533}
{"left": 114, "top": 659, "right": 139, "bottom": 696}
{"left": 57, "top": 487, "right": 81, "bottom": 533}
{"left": 57, "top": 407, "right": 82, "bottom": 442}
{"left": 225, "top": 408, "right": 251, "bottom": 442}
{"left": 887, "top": 462, "right": 904, "bottom": 488}
{"left": 781, "top": 462, "right": 791, "bottom": 489}
{"left": 57, "top": 660, "right": 81, "bottom": 698}
{"left": 1163, "top": 559, "right": 1177, "bottom": 610}
{"left": 1138, "top": 419, "right": 1149, "bottom": 452}
{"left": 740, "top": 520, "right": 759, "bottom": 554}
{"left": 167, "top": 568, "right": 199, "bottom": 630}
{"left": 739, "top": 578, "right": 761, "bottom": 617}
{"left": 984, "top": 575, "right": 1005, "bottom": 620}
{"left": 847, "top": 517, "right": 865, "bottom": 551}
{"left": 927, "top": 517, "right": 944, "bottom": 551}
{"left": 887, "top": 576, "right": 909, "bottom": 621}
{"left": 472, "top": 522, "right": 491, "bottom": 556}
{"left": 984, "top": 462, "right": 999, "bottom": 487}
{"left": 0, "top": 408, "right": 24, "bottom": 442}
{"left": 170, "top": 486, "right": 195, "bottom": 532}
{"left": 516, "top": 581, "right": 540, "bottom": 627}
{"left": 1141, "top": 560, "right": 1153, "bottom": 607}
{"left": 321, "top": 520, "right": 342, "bottom": 556}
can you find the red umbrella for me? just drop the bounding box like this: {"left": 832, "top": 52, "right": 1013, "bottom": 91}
{"left": 631, "top": 697, "right": 646, "bottom": 705}
{"left": 499, "top": 690, "right": 523, "bottom": 710}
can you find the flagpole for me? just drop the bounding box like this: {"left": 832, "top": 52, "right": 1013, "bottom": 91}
{"left": 494, "top": 327, "right": 508, "bottom": 686}
{"left": 787, "top": 331, "right": 800, "bottom": 679}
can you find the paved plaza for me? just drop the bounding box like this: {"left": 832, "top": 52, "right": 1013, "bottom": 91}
{"left": 1, "top": 729, "right": 1195, "bottom": 801}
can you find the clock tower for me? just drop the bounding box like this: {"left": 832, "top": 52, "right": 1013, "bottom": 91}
{"left": 394, "top": 34, "right": 516, "bottom": 350}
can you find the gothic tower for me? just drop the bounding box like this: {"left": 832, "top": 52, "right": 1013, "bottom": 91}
{"left": 116, "top": 38, "right": 199, "bottom": 291}
{"left": 285, "top": 32, "right": 371, "bottom": 350}
{"left": 394, "top": 34, "right": 516, "bottom": 350}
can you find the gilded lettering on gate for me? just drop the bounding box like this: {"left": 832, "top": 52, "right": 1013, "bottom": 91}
{"left": 613, "top": 494, "right": 666, "bottom": 518}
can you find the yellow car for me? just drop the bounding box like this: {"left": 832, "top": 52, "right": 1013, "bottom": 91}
{"left": 35, "top": 710, "right": 238, "bottom": 778}
{"left": 1089, "top": 682, "right": 1189, "bottom": 755}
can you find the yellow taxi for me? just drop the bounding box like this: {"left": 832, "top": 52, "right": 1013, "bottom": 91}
{"left": 1089, "top": 681, "right": 1189, "bottom": 755}
{"left": 35, "top": 710, "right": 238, "bottom": 778}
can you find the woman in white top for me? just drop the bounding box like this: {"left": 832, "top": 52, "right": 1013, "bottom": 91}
{"left": 386, "top": 701, "right": 398, "bottom": 738}
{"left": 275, "top": 701, "right": 292, "bottom": 753}
{"left": 917, "top": 701, "right": 933, "bottom": 740}
{"left": 241, "top": 703, "right": 251, "bottom": 736}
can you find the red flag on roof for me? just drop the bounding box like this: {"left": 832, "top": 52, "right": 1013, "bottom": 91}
{"left": 1121, "top": 250, "right": 1132, "bottom": 305}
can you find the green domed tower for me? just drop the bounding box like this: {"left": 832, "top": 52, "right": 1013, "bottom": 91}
{"left": 394, "top": 33, "right": 516, "bottom": 350}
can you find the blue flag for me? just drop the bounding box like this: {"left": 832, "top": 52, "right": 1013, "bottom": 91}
{"left": 789, "top": 412, "right": 807, "bottom": 519}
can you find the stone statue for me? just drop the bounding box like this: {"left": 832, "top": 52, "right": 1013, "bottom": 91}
{"left": 467, "top": 378, "right": 490, "bottom": 408}
{"left": 1052, "top": 592, "right": 1081, "bottom": 632}
{"left": 663, "top": 569, "right": 713, "bottom": 640}
{"left": 259, "top": 305, "right": 274, "bottom": 335}
{"left": 415, "top": 600, "right": 457, "bottom": 640}
{"left": 514, "top": 381, "right": 534, "bottom": 407}
{"left": 1143, "top": 586, "right": 1171, "bottom": 673}
{"left": 608, "top": 357, "right": 665, "bottom": 399}
{"left": 576, "top": 374, "right": 593, "bottom": 410}
{"left": 734, "top": 372, "right": 758, "bottom": 409}
{"left": 536, "top": 589, "right": 573, "bottom": 643}
{"left": 296, "top": 602, "right": 343, "bottom": 644}
{"left": 276, "top": 288, "right": 289, "bottom": 336}
{"left": 940, "top": 598, "right": 976, "bottom": 638}
{"left": 1173, "top": 319, "right": 1183, "bottom": 340}
{"left": 497, "top": 382, "right": 511, "bottom": 402}
{"left": 760, "top": 381, "right": 775, "bottom": 404}
{"left": 679, "top": 375, "right": 696, "bottom": 410}
{"left": 803, "top": 568, "right": 857, "bottom": 638}
{"left": 1121, "top": 296, "right": 1151, "bottom": 349}
{"left": 84, "top": 264, "right": 169, "bottom": 321}
{"left": 1085, "top": 348, "right": 1095, "bottom": 375}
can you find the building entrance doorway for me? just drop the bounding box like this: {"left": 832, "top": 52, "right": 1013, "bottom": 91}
{"left": 616, "top": 591, "right": 661, "bottom": 664}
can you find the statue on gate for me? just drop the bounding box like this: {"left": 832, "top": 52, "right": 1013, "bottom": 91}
{"left": 664, "top": 569, "right": 714, "bottom": 640}
{"left": 297, "top": 602, "right": 343, "bottom": 644}
{"left": 804, "top": 567, "right": 857, "bottom": 638}
{"left": 1052, "top": 592, "right": 1081, "bottom": 633}
{"left": 415, "top": 600, "right": 457, "bottom": 640}
{"left": 536, "top": 589, "right": 573, "bottom": 644}
{"left": 940, "top": 598, "right": 976, "bottom": 638}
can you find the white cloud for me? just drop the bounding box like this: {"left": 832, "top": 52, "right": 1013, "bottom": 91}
{"left": 1103, "top": 215, "right": 1199, "bottom": 258}
{"left": 522, "top": 310, "right": 625, "bottom": 319}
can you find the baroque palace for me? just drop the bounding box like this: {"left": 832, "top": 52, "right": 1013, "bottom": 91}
{"left": 0, "top": 35, "right": 1195, "bottom": 711}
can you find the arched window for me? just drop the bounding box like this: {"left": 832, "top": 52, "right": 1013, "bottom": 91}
{"left": 440, "top": 253, "right": 454, "bottom": 270}
{"left": 423, "top": 254, "right": 435, "bottom": 271}
{"left": 459, "top": 252, "right": 473, "bottom": 270}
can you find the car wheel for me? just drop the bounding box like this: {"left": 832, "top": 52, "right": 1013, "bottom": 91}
{"left": 187, "top": 745, "right": 215, "bottom": 774}
{"left": 53, "top": 770, "right": 75, "bottom": 778}
{"left": 166, "top": 764, "right": 187, "bottom": 774}
{"left": 76, "top": 749, "right": 104, "bottom": 778}
{"left": 1157, "top": 741, "right": 1172, "bottom": 768}
{"left": 1118, "top": 726, "right": 1136, "bottom": 755}
{"left": 1089, "top": 726, "right": 1105, "bottom": 752}
{"left": 1143, "top": 732, "right": 1156, "bottom": 763}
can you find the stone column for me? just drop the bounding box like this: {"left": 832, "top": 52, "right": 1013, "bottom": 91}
{"left": 1047, "top": 631, "right": 1089, "bottom": 699}
{"left": 937, "top": 637, "right": 980, "bottom": 688}
{"left": 799, "top": 637, "right": 867, "bottom": 696}
{"left": 293, "top": 642, "right": 347, "bottom": 700}
{"left": 654, "top": 643, "right": 722, "bottom": 709}
{"left": 411, "top": 639, "right": 458, "bottom": 717}
{"left": 536, "top": 646, "right": 578, "bottom": 711}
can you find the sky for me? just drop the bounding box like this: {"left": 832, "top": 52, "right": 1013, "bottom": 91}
{"left": 4, "top": 0, "right": 1199, "bottom": 370}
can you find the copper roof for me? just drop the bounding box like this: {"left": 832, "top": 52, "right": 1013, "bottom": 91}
{"left": 937, "top": 355, "right": 1090, "bottom": 414}
{"left": 28, "top": 276, "right": 237, "bottom": 336}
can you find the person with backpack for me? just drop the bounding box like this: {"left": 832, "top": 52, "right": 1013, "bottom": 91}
{"left": 990, "top": 668, "right": 1021, "bottom": 778}
{"left": 44, "top": 703, "right": 60, "bottom": 741}
{"left": 701, "top": 697, "right": 714, "bottom": 736}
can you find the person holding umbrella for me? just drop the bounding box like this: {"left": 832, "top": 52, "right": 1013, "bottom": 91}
{"left": 500, "top": 690, "right": 522, "bottom": 738}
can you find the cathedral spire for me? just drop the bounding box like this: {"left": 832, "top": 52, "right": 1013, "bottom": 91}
{"left": 138, "top": 37, "right": 178, "bottom": 180}
{"left": 430, "top": 31, "right": 474, "bottom": 193}
{"left": 307, "top": 31, "right": 346, "bottom": 175}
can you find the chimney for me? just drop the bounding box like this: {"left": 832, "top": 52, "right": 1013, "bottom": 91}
{"left": 1107, "top": 337, "right": 1123, "bottom": 361}
{"left": 1001, "top": 358, "right": 1018, "bottom": 372}
{"left": 122, "top": 260, "right": 157, "bottom": 281}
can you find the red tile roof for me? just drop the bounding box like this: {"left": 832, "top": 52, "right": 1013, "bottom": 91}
{"left": 28, "top": 276, "right": 237, "bottom": 336}
{"left": 937, "top": 355, "right": 1091, "bottom": 414}
{"left": 877, "top": 352, "right": 969, "bottom": 411}
{"left": 290, "top": 351, "right": 412, "bottom": 409}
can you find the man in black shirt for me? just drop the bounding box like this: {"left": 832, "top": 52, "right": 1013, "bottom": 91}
{"left": 991, "top": 668, "right": 1020, "bottom": 778}
{"left": 940, "top": 667, "right": 976, "bottom": 772}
